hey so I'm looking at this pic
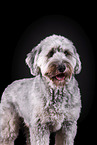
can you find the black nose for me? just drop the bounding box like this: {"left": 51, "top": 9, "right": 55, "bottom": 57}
{"left": 58, "top": 64, "right": 66, "bottom": 72}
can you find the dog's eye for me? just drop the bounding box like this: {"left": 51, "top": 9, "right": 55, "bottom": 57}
{"left": 47, "top": 49, "right": 55, "bottom": 58}
{"left": 64, "top": 50, "right": 71, "bottom": 56}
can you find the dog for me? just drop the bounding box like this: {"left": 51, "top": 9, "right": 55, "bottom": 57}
{"left": 0, "top": 35, "right": 81, "bottom": 145}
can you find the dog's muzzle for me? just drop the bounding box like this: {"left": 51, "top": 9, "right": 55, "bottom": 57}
{"left": 45, "top": 62, "right": 73, "bottom": 86}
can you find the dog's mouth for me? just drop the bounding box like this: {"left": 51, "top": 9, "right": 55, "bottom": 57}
{"left": 45, "top": 71, "right": 72, "bottom": 86}
{"left": 52, "top": 73, "right": 65, "bottom": 81}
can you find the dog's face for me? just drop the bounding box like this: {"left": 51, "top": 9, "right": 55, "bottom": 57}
{"left": 26, "top": 35, "right": 81, "bottom": 87}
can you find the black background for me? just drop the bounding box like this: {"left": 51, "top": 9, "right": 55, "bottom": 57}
{"left": 0, "top": 6, "right": 96, "bottom": 145}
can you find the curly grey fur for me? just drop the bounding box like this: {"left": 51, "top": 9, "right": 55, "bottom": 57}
{"left": 0, "top": 35, "right": 81, "bottom": 145}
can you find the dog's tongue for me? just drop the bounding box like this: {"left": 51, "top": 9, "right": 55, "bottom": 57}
{"left": 56, "top": 74, "right": 65, "bottom": 81}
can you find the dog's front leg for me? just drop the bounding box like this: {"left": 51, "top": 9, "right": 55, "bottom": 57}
{"left": 55, "top": 121, "right": 77, "bottom": 145}
{"left": 29, "top": 124, "right": 50, "bottom": 145}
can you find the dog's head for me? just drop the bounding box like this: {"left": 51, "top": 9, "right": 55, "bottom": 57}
{"left": 26, "top": 35, "right": 81, "bottom": 86}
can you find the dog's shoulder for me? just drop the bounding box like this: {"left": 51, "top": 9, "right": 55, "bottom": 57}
{"left": 1, "top": 76, "right": 48, "bottom": 102}
{"left": 1, "top": 77, "right": 39, "bottom": 102}
{"left": 2, "top": 78, "right": 33, "bottom": 93}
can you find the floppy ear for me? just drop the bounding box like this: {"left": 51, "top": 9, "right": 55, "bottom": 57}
{"left": 73, "top": 47, "right": 82, "bottom": 74}
{"left": 25, "top": 46, "right": 40, "bottom": 76}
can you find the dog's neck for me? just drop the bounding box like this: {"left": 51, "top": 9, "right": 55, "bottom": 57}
{"left": 41, "top": 76, "right": 73, "bottom": 108}
{"left": 49, "top": 87, "right": 65, "bottom": 103}
{"left": 41, "top": 75, "right": 73, "bottom": 99}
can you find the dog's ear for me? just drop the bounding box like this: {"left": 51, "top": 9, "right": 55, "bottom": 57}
{"left": 73, "top": 47, "right": 82, "bottom": 74}
{"left": 25, "top": 46, "right": 40, "bottom": 76}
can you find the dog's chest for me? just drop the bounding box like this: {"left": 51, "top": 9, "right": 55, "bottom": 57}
{"left": 41, "top": 88, "right": 71, "bottom": 131}
{"left": 42, "top": 103, "right": 64, "bottom": 132}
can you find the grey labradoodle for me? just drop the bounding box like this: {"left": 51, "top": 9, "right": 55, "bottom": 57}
{"left": 0, "top": 35, "right": 82, "bottom": 145}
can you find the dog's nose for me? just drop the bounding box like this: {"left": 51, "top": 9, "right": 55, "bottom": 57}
{"left": 58, "top": 64, "right": 66, "bottom": 72}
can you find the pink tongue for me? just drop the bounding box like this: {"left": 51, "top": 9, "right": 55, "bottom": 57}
{"left": 56, "top": 75, "right": 65, "bottom": 81}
